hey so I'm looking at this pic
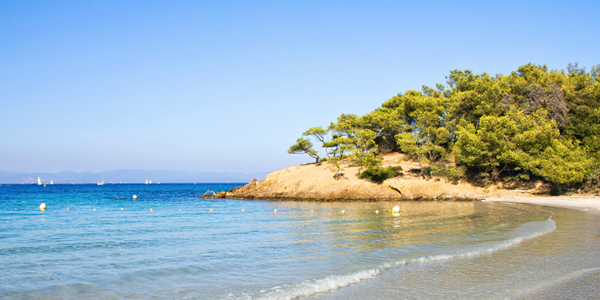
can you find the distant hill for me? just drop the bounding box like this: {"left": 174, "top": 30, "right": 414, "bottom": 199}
{"left": 0, "top": 170, "right": 269, "bottom": 184}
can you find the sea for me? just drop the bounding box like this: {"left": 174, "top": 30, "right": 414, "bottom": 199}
{"left": 1, "top": 183, "right": 599, "bottom": 299}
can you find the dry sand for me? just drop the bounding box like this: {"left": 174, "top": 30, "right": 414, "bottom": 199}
{"left": 484, "top": 196, "right": 600, "bottom": 216}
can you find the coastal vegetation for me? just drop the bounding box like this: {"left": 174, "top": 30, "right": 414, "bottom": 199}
{"left": 289, "top": 63, "right": 600, "bottom": 193}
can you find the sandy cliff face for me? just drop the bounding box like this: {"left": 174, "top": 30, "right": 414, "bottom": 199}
{"left": 213, "top": 153, "right": 524, "bottom": 201}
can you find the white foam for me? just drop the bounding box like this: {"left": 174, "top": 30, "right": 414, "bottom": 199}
{"left": 256, "top": 220, "right": 556, "bottom": 300}
{"left": 257, "top": 268, "right": 379, "bottom": 300}
{"left": 408, "top": 220, "right": 556, "bottom": 265}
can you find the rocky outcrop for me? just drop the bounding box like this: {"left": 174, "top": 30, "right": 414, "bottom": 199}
{"left": 202, "top": 191, "right": 227, "bottom": 199}
{"left": 203, "top": 153, "right": 523, "bottom": 201}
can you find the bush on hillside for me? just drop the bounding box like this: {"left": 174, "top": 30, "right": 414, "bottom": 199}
{"left": 359, "top": 166, "right": 400, "bottom": 183}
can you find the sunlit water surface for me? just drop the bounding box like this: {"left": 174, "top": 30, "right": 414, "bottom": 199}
{"left": 1, "top": 184, "right": 599, "bottom": 299}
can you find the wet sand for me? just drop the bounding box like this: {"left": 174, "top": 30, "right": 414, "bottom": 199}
{"left": 484, "top": 196, "right": 600, "bottom": 299}
{"left": 312, "top": 202, "right": 600, "bottom": 299}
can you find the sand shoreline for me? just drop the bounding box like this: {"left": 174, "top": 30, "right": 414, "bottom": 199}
{"left": 484, "top": 196, "right": 600, "bottom": 216}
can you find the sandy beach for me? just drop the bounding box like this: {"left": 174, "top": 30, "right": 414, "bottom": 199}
{"left": 484, "top": 196, "right": 600, "bottom": 216}
{"left": 482, "top": 196, "right": 600, "bottom": 300}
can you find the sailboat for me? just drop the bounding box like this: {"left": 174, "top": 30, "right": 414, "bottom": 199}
{"left": 50, "top": 180, "right": 54, "bottom": 185}
{"left": 145, "top": 179, "right": 149, "bottom": 184}
{"left": 37, "top": 177, "right": 41, "bottom": 185}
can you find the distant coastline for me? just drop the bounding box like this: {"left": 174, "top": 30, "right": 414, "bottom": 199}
{"left": 0, "top": 169, "right": 268, "bottom": 184}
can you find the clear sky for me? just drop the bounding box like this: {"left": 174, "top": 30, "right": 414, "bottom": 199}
{"left": 1, "top": 0, "right": 598, "bottom": 174}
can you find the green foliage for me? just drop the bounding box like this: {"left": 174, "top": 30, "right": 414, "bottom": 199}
{"left": 448, "top": 63, "right": 599, "bottom": 184}
{"left": 391, "top": 91, "right": 451, "bottom": 177}
{"left": 454, "top": 107, "right": 595, "bottom": 184}
{"left": 289, "top": 62, "right": 600, "bottom": 188}
{"left": 358, "top": 166, "right": 399, "bottom": 183}
{"left": 429, "top": 165, "right": 465, "bottom": 183}
{"left": 288, "top": 138, "right": 319, "bottom": 163}
{"left": 303, "top": 126, "right": 330, "bottom": 158}
{"left": 562, "top": 78, "right": 600, "bottom": 163}
{"left": 350, "top": 150, "right": 382, "bottom": 175}
{"left": 327, "top": 114, "right": 386, "bottom": 177}
{"left": 358, "top": 108, "right": 404, "bottom": 153}
{"left": 581, "top": 169, "right": 600, "bottom": 194}
{"left": 327, "top": 155, "right": 345, "bottom": 177}
{"left": 445, "top": 70, "right": 506, "bottom": 126}
{"left": 523, "top": 138, "right": 593, "bottom": 184}
{"left": 303, "top": 127, "right": 328, "bottom": 141}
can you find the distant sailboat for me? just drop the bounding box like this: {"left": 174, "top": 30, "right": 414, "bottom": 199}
{"left": 149, "top": 179, "right": 152, "bottom": 184}
{"left": 145, "top": 179, "right": 149, "bottom": 184}
{"left": 37, "top": 177, "right": 41, "bottom": 185}
{"left": 97, "top": 181, "right": 105, "bottom": 185}
{"left": 50, "top": 180, "right": 54, "bottom": 185}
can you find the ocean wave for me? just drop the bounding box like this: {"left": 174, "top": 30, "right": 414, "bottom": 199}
{"left": 255, "top": 220, "right": 556, "bottom": 300}
{"left": 256, "top": 268, "right": 380, "bottom": 300}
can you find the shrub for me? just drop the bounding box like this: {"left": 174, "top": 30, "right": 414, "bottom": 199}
{"left": 580, "top": 169, "right": 600, "bottom": 194}
{"left": 430, "top": 165, "right": 466, "bottom": 184}
{"left": 359, "top": 166, "right": 399, "bottom": 183}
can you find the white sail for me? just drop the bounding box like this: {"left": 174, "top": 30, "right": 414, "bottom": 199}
{"left": 37, "top": 177, "right": 41, "bottom": 185}
{"left": 50, "top": 180, "right": 53, "bottom": 185}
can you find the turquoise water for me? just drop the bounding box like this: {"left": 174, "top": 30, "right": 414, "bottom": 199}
{"left": 1, "top": 184, "right": 598, "bottom": 299}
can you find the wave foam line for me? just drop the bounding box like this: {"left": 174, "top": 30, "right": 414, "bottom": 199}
{"left": 411, "top": 220, "right": 556, "bottom": 264}
{"left": 257, "top": 220, "right": 556, "bottom": 300}
{"left": 257, "top": 268, "right": 380, "bottom": 300}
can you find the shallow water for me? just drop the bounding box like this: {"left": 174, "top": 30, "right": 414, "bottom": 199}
{"left": 1, "top": 184, "right": 598, "bottom": 299}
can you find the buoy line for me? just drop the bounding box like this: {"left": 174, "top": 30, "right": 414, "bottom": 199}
{"left": 29, "top": 206, "right": 404, "bottom": 216}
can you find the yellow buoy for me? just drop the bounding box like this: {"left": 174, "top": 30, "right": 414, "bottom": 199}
{"left": 93, "top": 208, "right": 96, "bottom": 211}
{"left": 120, "top": 208, "right": 124, "bottom": 210}
{"left": 66, "top": 208, "right": 70, "bottom": 211}
{"left": 392, "top": 205, "right": 400, "bottom": 213}
{"left": 149, "top": 208, "right": 154, "bottom": 211}
{"left": 273, "top": 209, "right": 278, "bottom": 212}
{"left": 375, "top": 210, "right": 379, "bottom": 214}
{"left": 241, "top": 209, "right": 245, "bottom": 212}
{"left": 341, "top": 210, "right": 345, "bottom": 213}
{"left": 209, "top": 209, "right": 214, "bottom": 212}
{"left": 39, "top": 203, "right": 46, "bottom": 211}
{"left": 132, "top": 195, "right": 137, "bottom": 199}
{"left": 178, "top": 209, "right": 182, "bottom": 211}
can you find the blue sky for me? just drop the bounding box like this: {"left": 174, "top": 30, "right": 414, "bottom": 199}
{"left": 1, "top": 0, "right": 598, "bottom": 173}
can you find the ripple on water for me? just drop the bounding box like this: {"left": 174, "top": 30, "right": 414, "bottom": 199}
{"left": 2, "top": 184, "right": 595, "bottom": 300}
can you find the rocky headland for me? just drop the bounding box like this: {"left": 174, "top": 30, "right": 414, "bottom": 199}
{"left": 206, "top": 153, "right": 535, "bottom": 201}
